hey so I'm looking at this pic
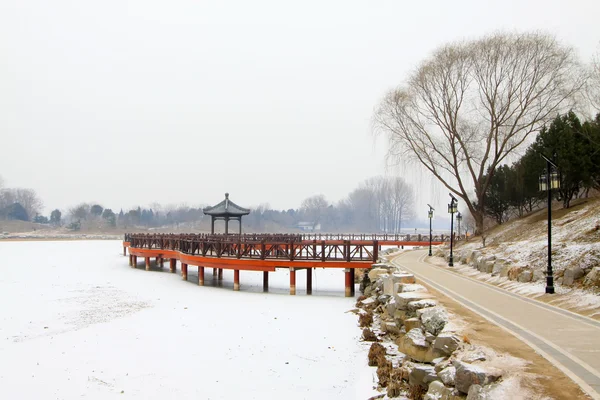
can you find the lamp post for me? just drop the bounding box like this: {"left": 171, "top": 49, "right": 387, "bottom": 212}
{"left": 427, "top": 204, "right": 434, "bottom": 256}
{"left": 456, "top": 212, "right": 462, "bottom": 241}
{"left": 539, "top": 154, "right": 560, "bottom": 294}
{"left": 448, "top": 194, "right": 458, "bottom": 267}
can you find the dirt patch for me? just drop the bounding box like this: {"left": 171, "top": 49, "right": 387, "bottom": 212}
{"left": 420, "top": 281, "right": 589, "bottom": 400}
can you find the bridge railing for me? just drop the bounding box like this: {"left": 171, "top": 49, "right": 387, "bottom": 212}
{"left": 127, "top": 233, "right": 381, "bottom": 262}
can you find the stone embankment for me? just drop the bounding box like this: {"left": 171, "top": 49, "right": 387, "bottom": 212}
{"left": 434, "top": 246, "right": 600, "bottom": 289}
{"left": 357, "top": 251, "right": 524, "bottom": 399}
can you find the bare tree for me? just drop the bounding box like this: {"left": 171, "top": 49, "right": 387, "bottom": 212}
{"left": 301, "top": 194, "right": 329, "bottom": 230}
{"left": 587, "top": 46, "right": 600, "bottom": 113}
{"left": 0, "top": 188, "right": 43, "bottom": 220}
{"left": 374, "top": 32, "right": 584, "bottom": 233}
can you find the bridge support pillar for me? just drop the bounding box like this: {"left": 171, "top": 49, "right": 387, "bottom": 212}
{"left": 306, "top": 268, "right": 312, "bottom": 295}
{"left": 263, "top": 271, "right": 269, "bottom": 292}
{"left": 198, "top": 267, "right": 204, "bottom": 286}
{"left": 128, "top": 254, "right": 133, "bottom": 267}
{"left": 169, "top": 258, "right": 176, "bottom": 273}
{"left": 290, "top": 268, "right": 296, "bottom": 295}
{"left": 234, "top": 270, "right": 240, "bottom": 291}
{"left": 218, "top": 268, "right": 223, "bottom": 280}
{"left": 344, "top": 268, "right": 352, "bottom": 297}
{"left": 350, "top": 268, "right": 355, "bottom": 296}
{"left": 213, "top": 268, "right": 217, "bottom": 278}
{"left": 182, "top": 263, "right": 188, "bottom": 281}
{"left": 132, "top": 256, "right": 137, "bottom": 268}
{"left": 123, "top": 246, "right": 126, "bottom": 256}
{"left": 145, "top": 257, "right": 150, "bottom": 271}
{"left": 159, "top": 257, "right": 164, "bottom": 268}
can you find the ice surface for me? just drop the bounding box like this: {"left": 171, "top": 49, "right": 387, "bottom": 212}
{"left": 0, "top": 240, "right": 378, "bottom": 399}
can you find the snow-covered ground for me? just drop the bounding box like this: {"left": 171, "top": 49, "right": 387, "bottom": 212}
{"left": 0, "top": 240, "right": 377, "bottom": 399}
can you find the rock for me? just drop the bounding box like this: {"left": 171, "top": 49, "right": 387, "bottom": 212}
{"left": 434, "top": 358, "right": 451, "bottom": 373}
{"left": 420, "top": 306, "right": 449, "bottom": 336}
{"left": 364, "top": 286, "right": 372, "bottom": 296}
{"left": 466, "top": 384, "right": 483, "bottom": 400}
{"left": 407, "top": 299, "right": 438, "bottom": 312}
{"left": 396, "top": 328, "right": 445, "bottom": 363}
{"left": 404, "top": 318, "right": 422, "bottom": 332}
{"left": 425, "top": 332, "right": 436, "bottom": 344}
{"left": 424, "top": 381, "right": 464, "bottom": 400}
{"left": 382, "top": 321, "right": 401, "bottom": 335}
{"left": 394, "top": 310, "right": 409, "bottom": 324}
{"left": 397, "top": 283, "right": 428, "bottom": 293}
{"left": 438, "top": 365, "right": 456, "bottom": 386}
{"left": 383, "top": 273, "right": 417, "bottom": 295}
{"left": 395, "top": 292, "right": 435, "bottom": 310}
{"left": 508, "top": 267, "right": 522, "bottom": 281}
{"left": 584, "top": 267, "right": 600, "bottom": 287}
{"left": 385, "top": 299, "right": 397, "bottom": 317}
{"left": 368, "top": 268, "right": 390, "bottom": 281}
{"left": 409, "top": 363, "right": 437, "bottom": 388}
{"left": 518, "top": 270, "right": 533, "bottom": 283}
{"left": 461, "top": 350, "right": 487, "bottom": 363}
{"left": 533, "top": 269, "right": 545, "bottom": 282}
{"left": 477, "top": 256, "right": 496, "bottom": 273}
{"left": 454, "top": 360, "right": 502, "bottom": 394}
{"left": 499, "top": 264, "right": 511, "bottom": 278}
{"left": 468, "top": 250, "right": 481, "bottom": 264}
{"left": 433, "top": 333, "right": 461, "bottom": 355}
{"left": 378, "top": 294, "right": 391, "bottom": 304}
{"left": 491, "top": 259, "right": 508, "bottom": 276}
{"left": 564, "top": 266, "right": 585, "bottom": 286}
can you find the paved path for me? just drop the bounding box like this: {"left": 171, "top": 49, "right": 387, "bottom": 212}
{"left": 392, "top": 250, "right": 600, "bottom": 400}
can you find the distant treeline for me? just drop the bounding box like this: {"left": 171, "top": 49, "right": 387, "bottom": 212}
{"left": 0, "top": 175, "right": 419, "bottom": 233}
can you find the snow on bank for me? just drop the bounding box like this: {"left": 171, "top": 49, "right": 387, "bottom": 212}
{"left": 0, "top": 240, "right": 376, "bottom": 399}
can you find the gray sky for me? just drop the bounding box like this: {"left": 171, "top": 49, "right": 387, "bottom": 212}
{"left": 1, "top": 0, "right": 599, "bottom": 216}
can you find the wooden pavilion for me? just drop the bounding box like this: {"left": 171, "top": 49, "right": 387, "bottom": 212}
{"left": 202, "top": 193, "right": 250, "bottom": 235}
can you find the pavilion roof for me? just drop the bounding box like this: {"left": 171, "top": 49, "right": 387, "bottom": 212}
{"left": 203, "top": 193, "right": 250, "bottom": 217}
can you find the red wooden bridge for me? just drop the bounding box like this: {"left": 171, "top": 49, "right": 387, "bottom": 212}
{"left": 123, "top": 233, "right": 445, "bottom": 296}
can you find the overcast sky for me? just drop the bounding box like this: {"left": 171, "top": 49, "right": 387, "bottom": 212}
{"left": 1, "top": 0, "right": 599, "bottom": 216}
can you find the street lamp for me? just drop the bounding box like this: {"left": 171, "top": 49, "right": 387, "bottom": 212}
{"left": 456, "top": 212, "right": 462, "bottom": 241}
{"left": 427, "top": 204, "right": 434, "bottom": 256}
{"left": 448, "top": 194, "right": 458, "bottom": 267}
{"left": 539, "top": 154, "right": 560, "bottom": 294}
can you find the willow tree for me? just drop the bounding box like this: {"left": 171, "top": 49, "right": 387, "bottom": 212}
{"left": 374, "top": 32, "right": 584, "bottom": 233}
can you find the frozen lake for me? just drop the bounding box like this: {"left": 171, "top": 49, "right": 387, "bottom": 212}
{"left": 0, "top": 240, "right": 375, "bottom": 399}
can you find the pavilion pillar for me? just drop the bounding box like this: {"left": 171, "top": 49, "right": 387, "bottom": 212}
{"left": 128, "top": 254, "right": 133, "bottom": 267}
{"left": 234, "top": 270, "right": 240, "bottom": 291}
{"left": 306, "top": 268, "right": 312, "bottom": 295}
{"left": 132, "top": 256, "right": 137, "bottom": 268}
{"left": 169, "top": 258, "right": 176, "bottom": 273}
{"left": 239, "top": 218, "right": 242, "bottom": 235}
{"left": 211, "top": 217, "right": 215, "bottom": 234}
{"left": 198, "top": 267, "right": 205, "bottom": 286}
{"left": 290, "top": 268, "right": 296, "bottom": 295}
{"left": 263, "top": 271, "right": 269, "bottom": 292}
{"left": 350, "top": 268, "right": 355, "bottom": 296}
{"left": 218, "top": 268, "right": 223, "bottom": 280}
{"left": 182, "top": 263, "right": 188, "bottom": 281}
{"left": 145, "top": 257, "right": 150, "bottom": 271}
{"left": 225, "top": 216, "right": 229, "bottom": 235}
{"left": 344, "top": 268, "right": 352, "bottom": 297}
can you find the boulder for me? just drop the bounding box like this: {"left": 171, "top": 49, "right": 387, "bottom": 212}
{"left": 584, "top": 267, "right": 600, "bottom": 287}
{"left": 420, "top": 306, "right": 449, "bottom": 336}
{"left": 533, "top": 269, "right": 546, "bottom": 282}
{"left": 434, "top": 358, "right": 452, "bottom": 373}
{"left": 404, "top": 318, "right": 422, "bottom": 332}
{"left": 438, "top": 365, "right": 456, "bottom": 386}
{"left": 466, "top": 384, "right": 484, "bottom": 400}
{"left": 409, "top": 363, "right": 437, "bottom": 388}
{"left": 461, "top": 350, "right": 487, "bottom": 363}
{"left": 368, "top": 268, "right": 390, "bottom": 281}
{"left": 433, "top": 333, "right": 461, "bottom": 355}
{"left": 382, "top": 321, "right": 401, "bottom": 335}
{"left": 468, "top": 250, "right": 481, "bottom": 264}
{"left": 508, "top": 266, "right": 522, "bottom": 281}
{"left": 424, "top": 380, "right": 463, "bottom": 400}
{"left": 407, "top": 299, "right": 438, "bottom": 312}
{"left": 383, "top": 273, "right": 417, "bottom": 295}
{"left": 491, "top": 259, "right": 508, "bottom": 276}
{"left": 454, "top": 361, "right": 502, "bottom": 394}
{"left": 425, "top": 332, "right": 436, "bottom": 344}
{"left": 395, "top": 292, "right": 435, "bottom": 311}
{"left": 396, "top": 328, "right": 445, "bottom": 363}
{"left": 477, "top": 256, "right": 496, "bottom": 273}
{"left": 377, "top": 294, "right": 391, "bottom": 304}
{"left": 394, "top": 310, "right": 409, "bottom": 324}
{"left": 385, "top": 299, "right": 397, "bottom": 317}
{"left": 517, "top": 270, "right": 533, "bottom": 283}
{"left": 563, "top": 266, "right": 585, "bottom": 286}
{"left": 397, "top": 283, "right": 428, "bottom": 293}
